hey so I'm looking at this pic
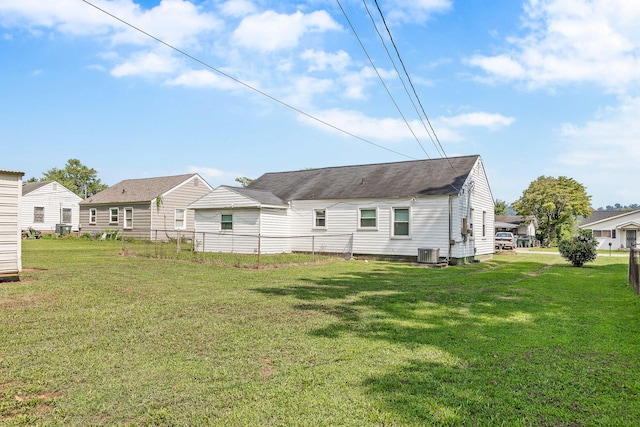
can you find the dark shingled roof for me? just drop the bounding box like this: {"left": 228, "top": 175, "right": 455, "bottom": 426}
{"left": 80, "top": 174, "right": 197, "bottom": 205}
{"left": 22, "top": 180, "right": 53, "bottom": 196}
{"left": 581, "top": 209, "right": 640, "bottom": 226}
{"left": 247, "top": 155, "right": 480, "bottom": 201}
{"left": 227, "top": 186, "right": 286, "bottom": 206}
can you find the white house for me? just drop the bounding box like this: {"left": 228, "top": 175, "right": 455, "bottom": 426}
{"left": 0, "top": 169, "right": 24, "bottom": 279}
{"left": 189, "top": 155, "right": 495, "bottom": 264}
{"left": 579, "top": 209, "right": 640, "bottom": 249}
{"left": 495, "top": 215, "right": 538, "bottom": 247}
{"left": 21, "top": 180, "right": 83, "bottom": 233}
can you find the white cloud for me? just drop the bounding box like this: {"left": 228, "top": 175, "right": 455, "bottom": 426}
{"left": 301, "top": 49, "right": 351, "bottom": 73}
{"left": 111, "top": 50, "right": 180, "bottom": 77}
{"left": 298, "top": 108, "right": 513, "bottom": 144}
{"left": 554, "top": 96, "right": 640, "bottom": 204}
{"left": 218, "top": 0, "right": 257, "bottom": 18}
{"left": 439, "top": 112, "right": 515, "bottom": 130}
{"left": 283, "top": 76, "right": 335, "bottom": 108}
{"left": 0, "top": 0, "right": 222, "bottom": 48}
{"left": 231, "top": 10, "right": 341, "bottom": 52}
{"left": 166, "top": 69, "right": 241, "bottom": 90}
{"left": 383, "top": 0, "right": 452, "bottom": 24}
{"left": 467, "top": 0, "right": 640, "bottom": 91}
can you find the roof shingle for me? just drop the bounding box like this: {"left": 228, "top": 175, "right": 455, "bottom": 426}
{"left": 80, "top": 174, "right": 198, "bottom": 205}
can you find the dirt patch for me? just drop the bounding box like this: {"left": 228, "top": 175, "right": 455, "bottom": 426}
{"left": 260, "top": 357, "right": 274, "bottom": 379}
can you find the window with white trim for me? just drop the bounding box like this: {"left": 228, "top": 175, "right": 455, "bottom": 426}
{"left": 392, "top": 207, "right": 410, "bottom": 237}
{"left": 221, "top": 214, "right": 233, "bottom": 230}
{"left": 89, "top": 208, "right": 97, "bottom": 224}
{"left": 124, "top": 207, "right": 133, "bottom": 229}
{"left": 34, "top": 207, "right": 44, "bottom": 223}
{"left": 175, "top": 209, "right": 186, "bottom": 230}
{"left": 314, "top": 209, "right": 326, "bottom": 228}
{"left": 594, "top": 230, "right": 612, "bottom": 238}
{"left": 359, "top": 208, "right": 377, "bottom": 229}
{"left": 110, "top": 208, "right": 119, "bottom": 224}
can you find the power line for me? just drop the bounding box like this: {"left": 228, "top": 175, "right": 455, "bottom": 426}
{"left": 360, "top": 0, "right": 444, "bottom": 158}
{"left": 371, "top": 0, "right": 458, "bottom": 174}
{"left": 80, "top": 0, "right": 417, "bottom": 161}
{"left": 335, "top": 0, "right": 431, "bottom": 158}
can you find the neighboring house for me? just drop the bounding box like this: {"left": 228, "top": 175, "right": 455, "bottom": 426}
{"left": 21, "top": 180, "right": 83, "bottom": 233}
{"left": 0, "top": 169, "right": 24, "bottom": 278}
{"left": 579, "top": 209, "right": 640, "bottom": 249}
{"left": 495, "top": 215, "right": 538, "bottom": 246}
{"left": 79, "top": 174, "right": 213, "bottom": 240}
{"left": 189, "top": 155, "right": 495, "bottom": 264}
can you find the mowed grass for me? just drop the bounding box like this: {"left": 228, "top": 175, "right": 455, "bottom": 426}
{"left": 1, "top": 240, "right": 639, "bottom": 426}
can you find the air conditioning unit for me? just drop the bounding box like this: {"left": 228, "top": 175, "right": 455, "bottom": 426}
{"left": 417, "top": 248, "right": 439, "bottom": 264}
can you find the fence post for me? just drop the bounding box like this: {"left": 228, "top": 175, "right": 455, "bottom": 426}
{"left": 154, "top": 230, "right": 158, "bottom": 258}
{"left": 312, "top": 235, "right": 315, "bottom": 262}
{"left": 257, "top": 234, "right": 261, "bottom": 269}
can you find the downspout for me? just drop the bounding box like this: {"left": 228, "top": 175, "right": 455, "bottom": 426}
{"left": 448, "top": 195, "right": 453, "bottom": 262}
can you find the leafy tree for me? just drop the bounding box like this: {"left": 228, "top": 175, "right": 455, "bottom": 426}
{"left": 558, "top": 230, "right": 599, "bottom": 267}
{"left": 42, "top": 159, "right": 107, "bottom": 198}
{"left": 512, "top": 176, "right": 591, "bottom": 247}
{"left": 494, "top": 199, "right": 509, "bottom": 216}
{"left": 235, "top": 177, "right": 254, "bottom": 188}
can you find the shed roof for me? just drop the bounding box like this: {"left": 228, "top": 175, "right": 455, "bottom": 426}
{"left": 80, "top": 174, "right": 199, "bottom": 205}
{"left": 247, "top": 155, "right": 480, "bottom": 201}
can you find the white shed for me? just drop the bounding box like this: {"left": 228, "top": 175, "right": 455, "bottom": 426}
{"left": 0, "top": 169, "right": 24, "bottom": 278}
{"left": 22, "top": 180, "right": 83, "bottom": 233}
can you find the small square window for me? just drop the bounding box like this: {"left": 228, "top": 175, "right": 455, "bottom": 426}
{"left": 359, "top": 208, "right": 377, "bottom": 228}
{"left": 221, "top": 214, "right": 233, "bottom": 230}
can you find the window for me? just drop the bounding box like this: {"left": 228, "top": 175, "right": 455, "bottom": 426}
{"left": 110, "top": 208, "right": 119, "bottom": 224}
{"left": 393, "top": 208, "right": 410, "bottom": 237}
{"left": 359, "top": 208, "right": 377, "bottom": 229}
{"left": 62, "top": 208, "right": 72, "bottom": 224}
{"left": 594, "top": 230, "right": 612, "bottom": 238}
{"left": 124, "top": 208, "right": 133, "bottom": 229}
{"left": 89, "top": 208, "right": 97, "bottom": 224}
{"left": 314, "top": 209, "right": 326, "bottom": 228}
{"left": 482, "top": 211, "right": 487, "bottom": 237}
{"left": 470, "top": 208, "right": 475, "bottom": 236}
{"left": 221, "top": 214, "right": 233, "bottom": 230}
{"left": 34, "top": 207, "right": 44, "bottom": 223}
{"left": 175, "top": 209, "right": 186, "bottom": 230}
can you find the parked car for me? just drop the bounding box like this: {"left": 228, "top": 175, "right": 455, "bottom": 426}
{"left": 495, "top": 232, "right": 516, "bottom": 250}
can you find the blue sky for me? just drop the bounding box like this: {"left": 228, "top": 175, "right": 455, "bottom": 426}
{"left": 2, "top": 0, "right": 639, "bottom": 209}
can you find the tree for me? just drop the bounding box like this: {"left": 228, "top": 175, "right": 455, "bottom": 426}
{"left": 42, "top": 159, "right": 107, "bottom": 198}
{"left": 235, "top": 177, "right": 254, "bottom": 188}
{"left": 558, "top": 230, "right": 598, "bottom": 267}
{"left": 494, "top": 199, "right": 509, "bottom": 216}
{"left": 512, "top": 176, "right": 592, "bottom": 247}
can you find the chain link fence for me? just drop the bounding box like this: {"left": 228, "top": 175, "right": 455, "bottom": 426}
{"left": 121, "top": 230, "right": 354, "bottom": 269}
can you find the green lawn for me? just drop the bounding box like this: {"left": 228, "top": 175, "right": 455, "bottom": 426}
{"left": 2, "top": 240, "right": 639, "bottom": 426}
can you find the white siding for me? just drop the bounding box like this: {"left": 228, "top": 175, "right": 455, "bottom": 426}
{"left": 0, "top": 172, "right": 22, "bottom": 275}
{"left": 194, "top": 208, "right": 291, "bottom": 254}
{"left": 579, "top": 210, "right": 640, "bottom": 249}
{"left": 21, "top": 181, "right": 82, "bottom": 232}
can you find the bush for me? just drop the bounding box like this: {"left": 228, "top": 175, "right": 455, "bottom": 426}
{"left": 558, "top": 231, "right": 599, "bottom": 267}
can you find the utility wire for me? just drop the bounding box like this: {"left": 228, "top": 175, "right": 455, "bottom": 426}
{"left": 360, "top": 0, "right": 444, "bottom": 158}
{"left": 371, "top": 0, "right": 458, "bottom": 174}
{"left": 335, "top": 0, "right": 430, "bottom": 159}
{"left": 81, "top": 0, "right": 416, "bottom": 161}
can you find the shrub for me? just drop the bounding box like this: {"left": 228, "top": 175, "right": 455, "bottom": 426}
{"left": 558, "top": 231, "right": 599, "bottom": 267}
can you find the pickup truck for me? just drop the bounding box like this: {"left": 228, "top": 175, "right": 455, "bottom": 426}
{"left": 495, "top": 232, "right": 516, "bottom": 250}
